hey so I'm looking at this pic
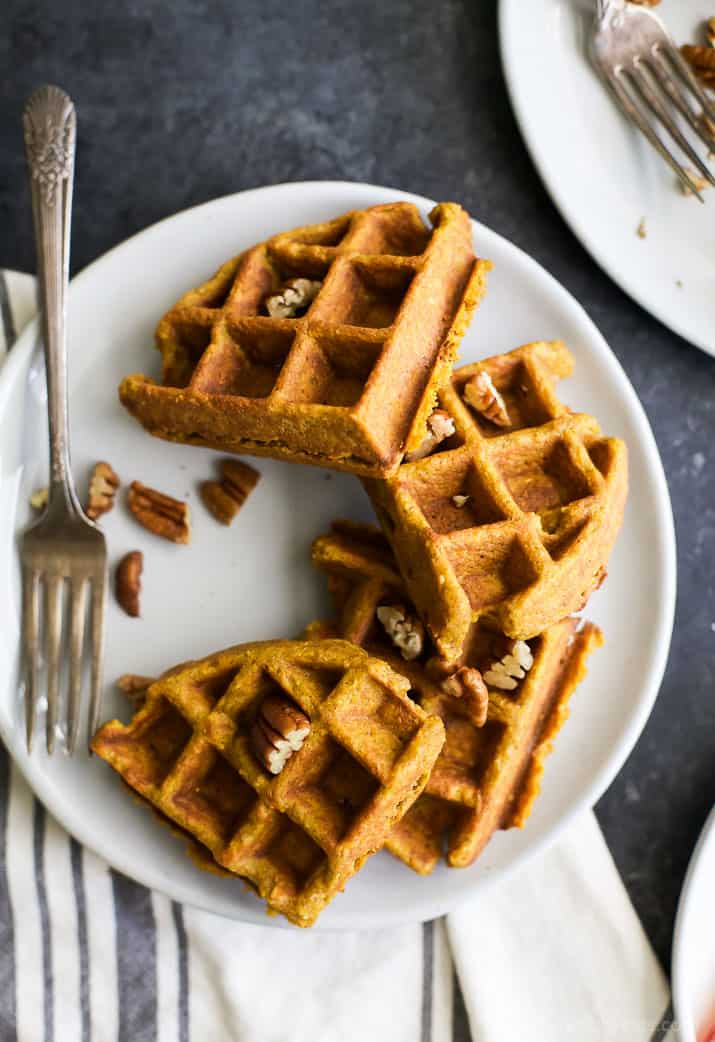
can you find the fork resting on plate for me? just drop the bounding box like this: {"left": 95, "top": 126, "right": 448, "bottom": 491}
{"left": 591, "top": 0, "right": 715, "bottom": 200}
{"left": 20, "top": 86, "right": 108, "bottom": 755}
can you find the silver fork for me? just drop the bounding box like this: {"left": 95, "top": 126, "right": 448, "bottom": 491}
{"left": 590, "top": 0, "right": 715, "bottom": 200}
{"left": 21, "top": 86, "right": 108, "bottom": 754}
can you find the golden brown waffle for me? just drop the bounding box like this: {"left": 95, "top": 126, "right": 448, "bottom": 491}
{"left": 310, "top": 521, "right": 603, "bottom": 873}
{"left": 364, "top": 340, "right": 627, "bottom": 661}
{"left": 91, "top": 639, "right": 444, "bottom": 926}
{"left": 119, "top": 202, "right": 490, "bottom": 477}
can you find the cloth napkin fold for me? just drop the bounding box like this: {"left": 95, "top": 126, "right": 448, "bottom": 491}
{"left": 0, "top": 270, "right": 675, "bottom": 1042}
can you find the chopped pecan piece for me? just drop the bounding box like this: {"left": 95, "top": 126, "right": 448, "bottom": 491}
{"left": 200, "top": 458, "right": 260, "bottom": 525}
{"left": 86, "top": 461, "right": 120, "bottom": 521}
{"left": 127, "top": 482, "right": 190, "bottom": 544}
{"left": 115, "top": 551, "right": 143, "bottom": 617}
{"left": 679, "top": 168, "right": 711, "bottom": 196}
{"left": 483, "top": 639, "right": 534, "bottom": 692}
{"left": 441, "top": 667, "right": 489, "bottom": 727}
{"left": 376, "top": 605, "right": 425, "bottom": 661}
{"left": 463, "top": 370, "right": 511, "bottom": 427}
{"left": 29, "top": 486, "right": 49, "bottom": 510}
{"left": 264, "top": 278, "right": 322, "bottom": 319}
{"left": 681, "top": 43, "right": 715, "bottom": 83}
{"left": 405, "top": 409, "right": 456, "bottom": 462}
{"left": 250, "top": 693, "right": 311, "bottom": 774}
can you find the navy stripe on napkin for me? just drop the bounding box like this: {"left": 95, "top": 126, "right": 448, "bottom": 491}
{"left": 112, "top": 873, "right": 158, "bottom": 1042}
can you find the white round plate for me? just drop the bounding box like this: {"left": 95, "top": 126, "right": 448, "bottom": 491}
{"left": 673, "top": 804, "right": 715, "bottom": 1042}
{"left": 0, "top": 181, "right": 676, "bottom": 929}
{"left": 500, "top": 0, "right": 715, "bottom": 356}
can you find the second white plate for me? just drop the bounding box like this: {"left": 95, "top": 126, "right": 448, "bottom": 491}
{"left": 0, "top": 181, "right": 676, "bottom": 928}
{"left": 673, "top": 804, "right": 715, "bottom": 1042}
{"left": 500, "top": 0, "right": 715, "bottom": 356}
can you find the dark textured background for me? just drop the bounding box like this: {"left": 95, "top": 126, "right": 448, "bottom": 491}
{"left": 2, "top": 0, "right": 714, "bottom": 969}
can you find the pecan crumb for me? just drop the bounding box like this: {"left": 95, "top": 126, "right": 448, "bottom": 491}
{"left": 86, "top": 461, "right": 120, "bottom": 521}
{"left": 376, "top": 605, "right": 425, "bottom": 661}
{"left": 200, "top": 458, "right": 260, "bottom": 525}
{"left": 115, "top": 551, "right": 143, "bottom": 618}
{"left": 29, "top": 486, "right": 49, "bottom": 510}
{"left": 405, "top": 409, "right": 456, "bottom": 462}
{"left": 250, "top": 693, "right": 311, "bottom": 774}
{"left": 636, "top": 218, "right": 647, "bottom": 239}
{"left": 483, "top": 639, "right": 534, "bottom": 692}
{"left": 679, "top": 168, "right": 711, "bottom": 196}
{"left": 127, "top": 482, "right": 190, "bottom": 544}
{"left": 463, "top": 370, "right": 511, "bottom": 427}
{"left": 264, "top": 278, "right": 322, "bottom": 319}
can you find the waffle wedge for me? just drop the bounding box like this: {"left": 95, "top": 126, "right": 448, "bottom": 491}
{"left": 92, "top": 639, "right": 444, "bottom": 926}
{"left": 364, "top": 340, "right": 627, "bottom": 661}
{"left": 119, "top": 202, "right": 490, "bottom": 477}
{"left": 310, "top": 521, "right": 603, "bottom": 873}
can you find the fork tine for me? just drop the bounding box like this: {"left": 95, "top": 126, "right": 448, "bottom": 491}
{"left": 87, "top": 571, "right": 107, "bottom": 747}
{"left": 607, "top": 71, "right": 704, "bottom": 200}
{"left": 22, "top": 566, "right": 40, "bottom": 753}
{"left": 648, "top": 54, "right": 715, "bottom": 152}
{"left": 66, "top": 577, "right": 88, "bottom": 755}
{"left": 659, "top": 43, "right": 715, "bottom": 124}
{"left": 628, "top": 63, "right": 715, "bottom": 186}
{"left": 45, "top": 576, "right": 64, "bottom": 754}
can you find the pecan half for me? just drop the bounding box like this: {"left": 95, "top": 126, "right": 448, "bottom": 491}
{"left": 405, "top": 409, "right": 456, "bottom": 462}
{"left": 464, "top": 370, "right": 511, "bottom": 427}
{"left": 127, "top": 482, "right": 190, "bottom": 544}
{"left": 200, "top": 458, "right": 260, "bottom": 525}
{"left": 115, "top": 551, "right": 143, "bottom": 617}
{"left": 86, "top": 461, "right": 120, "bottom": 521}
{"left": 250, "top": 693, "right": 311, "bottom": 774}
{"left": 264, "top": 278, "right": 322, "bottom": 319}
{"left": 441, "top": 667, "right": 489, "bottom": 727}
{"left": 376, "top": 605, "right": 425, "bottom": 661}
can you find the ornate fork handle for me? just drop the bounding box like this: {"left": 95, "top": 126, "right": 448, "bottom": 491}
{"left": 23, "top": 86, "right": 77, "bottom": 501}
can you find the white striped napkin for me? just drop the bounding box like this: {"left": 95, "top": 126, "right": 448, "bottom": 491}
{"left": 0, "top": 271, "right": 675, "bottom": 1042}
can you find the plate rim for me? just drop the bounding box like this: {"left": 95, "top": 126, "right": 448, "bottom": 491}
{"left": 498, "top": 0, "right": 713, "bottom": 358}
{"left": 0, "top": 179, "right": 677, "bottom": 929}
{"left": 672, "top": 802, "right": 715, "bottom": 1042}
